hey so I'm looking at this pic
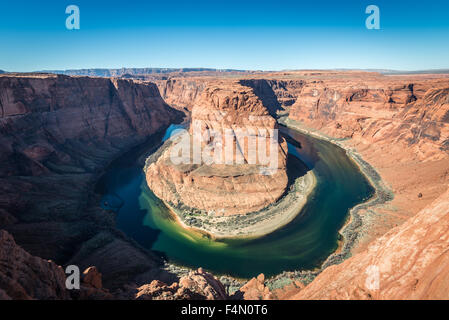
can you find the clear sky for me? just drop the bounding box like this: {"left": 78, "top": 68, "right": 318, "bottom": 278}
{"left": 1, "top": 0, "right": 448, "bottom": 72}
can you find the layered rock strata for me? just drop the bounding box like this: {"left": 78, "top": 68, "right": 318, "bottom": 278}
{"left": 288, "top": 188, "right": 449, "bottom": 299}
{"left": 155, "top": 72, "right": 449, "bottom": 299}
{"left": 2, "top": 71, "right": 449, "bottom": 300}
{"left": 0, "top": 74, "right": 183, "bottom": 289}
{"left": 146, "top": 81, "right": 289, "bottom": 217}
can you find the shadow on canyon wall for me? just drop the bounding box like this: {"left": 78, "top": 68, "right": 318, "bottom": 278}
{"left": 0, "top": 74, "right": 185, "bottom": 290}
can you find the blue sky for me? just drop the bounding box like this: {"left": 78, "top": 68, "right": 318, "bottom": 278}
{"left": 1, "top": 0, "right": 448, "bottom": 71}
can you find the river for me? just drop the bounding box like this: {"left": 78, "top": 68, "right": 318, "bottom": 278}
{"left": 97, "top": 124, "right": 374, "bottom": 279}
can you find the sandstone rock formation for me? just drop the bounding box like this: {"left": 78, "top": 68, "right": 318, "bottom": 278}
{"left": 0, "top": 228, "right": 222, "bottom": 300}
{"left": 1, "top": 229, "right": 118, "bottom": 300}
{"left": 154, "top": 71, "right": 449, "bottom": 300}
{"left": 288, "top": 188, "right": 449, "bottom": 299}
{"left": 146, "top": 81, "right": 288, "bottom": 216}
{"left": 136, "top": 268, "right": 227, "bottom": 300}
{"left": 74, "top": 266, "right": 113, "bottom": 300}
{"left": 82, "top": 266, "right": 102, "bottom": 289}
{"left": 0, "top": 74, "right": 183, "bottom": 289}
{"left": 1, "top": 70, "right": 449, "bottom": 300}
{"left": 242, "top": 71, "right": 449, "bottom": 299}
{"left": 235, "top": 273, "right": 273, "bottom": 300}
{"left": 156, "top": 78, "right": 211, "bottom": 112}
{"left": 0, "top": 230, "right": 69, "bottom": 300}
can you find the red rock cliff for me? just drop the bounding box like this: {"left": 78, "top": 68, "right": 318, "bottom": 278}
{"left": 146, "top": 81, "right": 288, "bottom": 216}
{"left": 0, "top": 73, "right": 183, "bottom": 289}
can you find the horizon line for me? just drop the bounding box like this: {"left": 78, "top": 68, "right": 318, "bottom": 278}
{"left": 2, "top": 67, "right": 449, "bottom": 74}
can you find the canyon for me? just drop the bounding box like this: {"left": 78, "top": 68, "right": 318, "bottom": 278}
{"left": 0, "top": 70, "right": 448, "bottom": 299}
{"left": 155, "top": 71, "right": 449, "bottom": 255}
{"left": 146, "top": 81, "right": 289, "bottom": 217}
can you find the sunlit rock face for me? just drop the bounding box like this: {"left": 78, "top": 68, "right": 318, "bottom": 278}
{"left": 236, "top": 73, "right": 449, "bottom": 242}
{"left": 287, "top": 188, "right": 449, "bottom": 300}
{"left": 0, "top": 230, "right": 70, "bottom": 300}
{"left": 285, "top": 75, "right": 449, "bottom": 222}
{"left": 0, "top": 73, "right": 183, "bottom": 287}
{"left": 136, "top": 268, "right": 227, "bottom": 300}
{"left": 258, "top": 72, "right": 449, "bottom": 300}
{"left": 146, "top": 81, "right": 288, "bottom": 216}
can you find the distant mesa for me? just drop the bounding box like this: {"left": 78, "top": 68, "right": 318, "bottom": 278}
{"left": 40, "top": 67, "right": 257, "bottom": 78}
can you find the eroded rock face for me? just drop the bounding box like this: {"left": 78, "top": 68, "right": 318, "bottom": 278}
{"left": 2, "top": 71, "right": 449, "bottom": 300}
{"left": 254, "top": 72, "right": 449, "bottom": 300}
{"left": 287, "top": 77, "right": 449, "bottom": 153}
{"left": 82, "top": 266, "right": 102, "bottom": 289}
{"left": 136, "top": 268, "right": 227, "bottom": 300}
{"left": 0, "top": 230, "right": 69, "bottom": 300}
{"left": 236, "top": 273, "right": 273, "bottom": 300}
{"left": 0, "top": 74, "right": 183, "bottom": 289}
{"left": 155, "top": 78, "right": 210, "bottom": 112}
{"left": 288, "top": 188, "right": 449, "bottom": 300}
{"left": 75, "top": 266, "right": 113, "bottom": 300}
{"left": 282, "top": 74, "right": 449, "bottom": 249}
{"left": 0, "top": 229, "right": 116, "bottom": 300}
{"left": 146, "top": 81, "right": 288, "bottom": 215}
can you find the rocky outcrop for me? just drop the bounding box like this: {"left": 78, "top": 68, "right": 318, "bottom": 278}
{"left": 288, "top": 188, "right": 449, "bottom": 300}
{"left": 74, "top": 266, "right": 113, "bottom": 300}
{"left": 146, "top": 81, "right": 288, "bottom": 216}
{"left": 2, "top": 70, "right": 449, "bottom": 300}
{"left": 239, "top": 79, "right": 305, "bottom": 115}
{"left": 0, "top": 229, "right": 117, "bottom": 300}
{"left": 0, "top": 74, "right": 183, "bottom": 289}
{"left": 155, "top": 78, "right": 210, "bottom": 111}
{"left": 157, "top": 78, "right": 304, "bottom": 114}
{"left": 284, "top": 74, "right": 449, "bottom": 250}
{"left": 0, "top": 230, "right": 69, "bottom": 300}
{"left": 0, "top": 228, "right": 229, "bottom": 300}
{"left": 82, "top": 266, "right": 102, "bottom": 289}
{"left": 237, "top": 72, "right": 449, "bottom": 300}
{"left": 261, "top": 72, "right": 449, "bottom": 299}
{"left": 136, "top": 268, "right": 227, "bottom": 300}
